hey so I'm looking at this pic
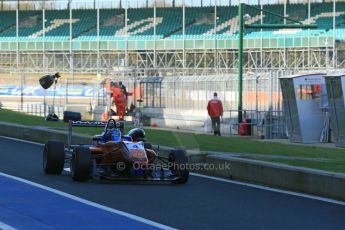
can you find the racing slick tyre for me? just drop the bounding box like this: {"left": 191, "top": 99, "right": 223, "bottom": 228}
{"left": 43, "top": 141, "right": 65, "bottom": 174}
{"left": 169, "top": 149, "right": 189, "bottom": 184}
{"left": 71, "top": 147, "right": 91, "bottom": 182}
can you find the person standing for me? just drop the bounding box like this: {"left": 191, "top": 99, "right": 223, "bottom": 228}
{"left": 110, "top": 83, "right": 126, "bottom": 120}
{"left": 119, "top": 81, "right": 128, "bottom": 109}
{"left": 118, "top": 81, "right": 127, "bottom": 94}
{"left": 114, "top": 88, "right": 127, "bottom": 120}
{"left": 207, "top": 92, "right": 223, "bottom": 136}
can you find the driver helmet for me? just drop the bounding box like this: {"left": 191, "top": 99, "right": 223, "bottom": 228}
{"left": 127, "top": 128, "right": 145, "bottom": 142}
{"left": 109, "top": 128, "right": 122, "bottom": 142}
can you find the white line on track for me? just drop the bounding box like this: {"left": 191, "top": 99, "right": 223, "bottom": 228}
{"left": 0, "top": 172, "right": 175, "bottom": 230}
{"left": 0, "top": 136, "right": 44, "bottom": 146}
{"left": 191, "top": 173, "right": 345, "bottom": 206}
{"left": 0, "top": 221, "right": 17, "bottom": 230}
{"left": 2, "top": 136, "right": 345, "bottom": 207}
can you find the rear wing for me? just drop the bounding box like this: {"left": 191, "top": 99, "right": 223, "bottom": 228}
{"left": 69, "top": 121, "right": 107, "bottom": 128}
{"left": 67, "top": 120, "right": 124, "bottom": 147}
{"left": 68, "top": 121, "right": 107, "bottom": 147}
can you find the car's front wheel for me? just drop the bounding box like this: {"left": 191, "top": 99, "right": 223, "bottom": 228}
{"left": 43, "top": 140, "right": 65, "bottom": 174}
{"left": 71, "top": 147, "right": 91, "bottom": 181}
{"left": 169, "top": 149, "right": 189, "bottom": 184}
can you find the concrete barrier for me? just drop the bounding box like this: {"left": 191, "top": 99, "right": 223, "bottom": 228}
{"left": 205, "top": 154, "right": 345, "bottom": 201}
{"left": 0, "top": 122, "right": 91, "bottom": 146}
{"left": 1, "top": 121, "right": 345, "bottom": 201}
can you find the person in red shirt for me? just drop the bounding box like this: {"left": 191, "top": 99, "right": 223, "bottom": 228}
{"left": 207, "top": 92, "right": 223, "bottom": 136}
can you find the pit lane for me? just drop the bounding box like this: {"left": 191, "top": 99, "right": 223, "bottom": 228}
{"left": 1, "top": 137, "right": 345, "bottom": 230}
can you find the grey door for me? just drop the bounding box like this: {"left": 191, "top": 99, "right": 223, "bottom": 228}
{"left": 280, "top": 79, "right": 301, "bottom": 142}
{"left": 326, "top": 77, "right": 345, "bottom": 146}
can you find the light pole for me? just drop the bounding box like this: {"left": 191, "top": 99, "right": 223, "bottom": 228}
{"left": 238, "top": 3, "right": 244, "bottom": 124}
{"left": 256, "top": 74, "right": 261, "bottom": 113}
{"left": 237, "top": 3, "right": 317, "bottom": 125}
{"left": 325, "top": 38, "right": 329, "bottom": 68}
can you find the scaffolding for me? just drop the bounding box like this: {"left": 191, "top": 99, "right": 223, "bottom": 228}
{"left": 0, "top": 48, "right": 341, "bottom": 74}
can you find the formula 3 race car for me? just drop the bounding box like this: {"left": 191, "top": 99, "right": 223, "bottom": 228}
{"left": 42, "top": 119, "right": 189, "bottom": 184}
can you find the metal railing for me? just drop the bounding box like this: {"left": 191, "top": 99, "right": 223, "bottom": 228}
{"left": 1, "top": 103, "right": 65, "bottom": 119}
{"left": 226, "top": 109, "right": 287, "bottom": 139}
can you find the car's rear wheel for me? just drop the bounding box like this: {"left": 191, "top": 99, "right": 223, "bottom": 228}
{"left": 43, "top": 141, "right": 65, "bottom": 174}
{"left": 71, "top": 147, "right": 91, "bottom": 181}
{"left": 169, "top": 149, "right": 189, "bottom": 184}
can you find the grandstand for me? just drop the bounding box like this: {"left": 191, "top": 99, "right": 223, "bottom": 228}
{"left": 0, "top": 0, "right": 344, "bottom": 73}
{"left": 0, "top": 0, "right": 344, "bottom": 135}
{"left": 1, "top": 2, "right": 345, "bottom": 40}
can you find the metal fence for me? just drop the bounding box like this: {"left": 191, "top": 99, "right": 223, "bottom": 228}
{"left": 4, "top": 69, "right": 344, "bottom": 138}
{"left": 113, "top": 71, "right": 287, "bottom": 111}
{"left": 226, "top": 109, "right": 287, "bottom": 139}
{"left": 0, "top": 71, "right": 100, "bottom": 122}
{"left": 107, "top": 70, "right": 295, "bottom": 138}
{"left": 0, "top": 102, "right": 64, "bottom": 118}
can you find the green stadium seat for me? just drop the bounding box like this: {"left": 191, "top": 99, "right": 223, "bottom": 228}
{"left": 1, "top": 3, "right": 345, "bottom": 41}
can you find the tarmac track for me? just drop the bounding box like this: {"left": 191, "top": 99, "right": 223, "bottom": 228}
{"left": 1, "top": 137, "right": 345, "bottom": 230}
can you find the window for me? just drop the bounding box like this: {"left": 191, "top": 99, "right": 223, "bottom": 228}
{"left": 297, "top": 84, "right": 321, "bottom": 100}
